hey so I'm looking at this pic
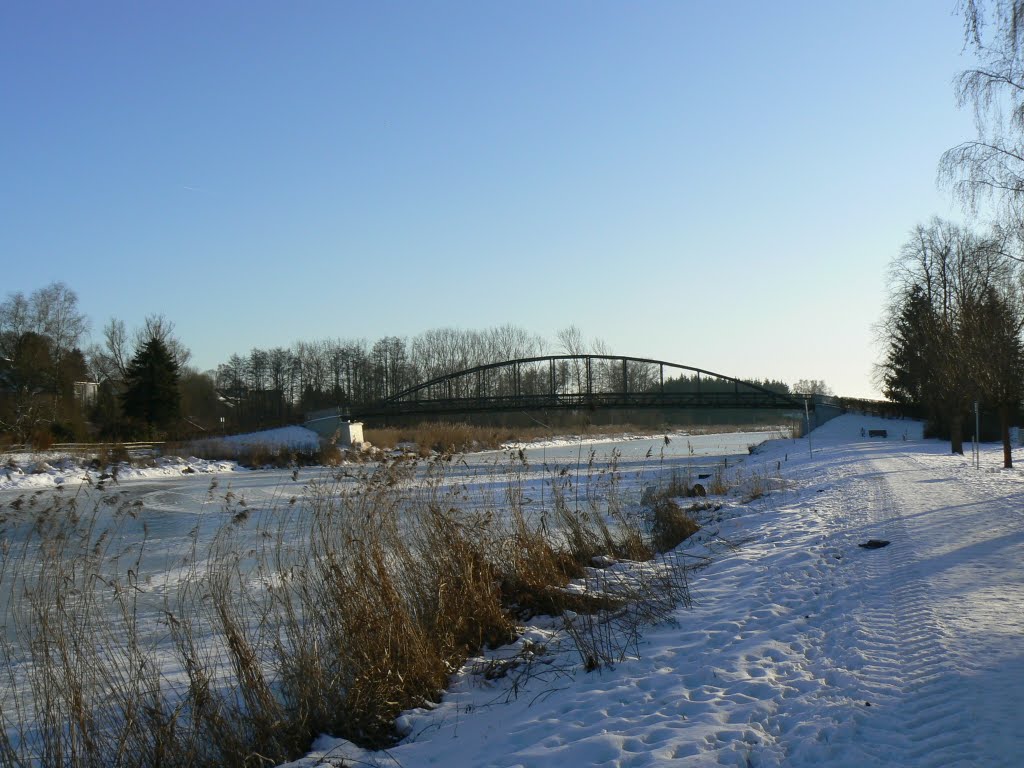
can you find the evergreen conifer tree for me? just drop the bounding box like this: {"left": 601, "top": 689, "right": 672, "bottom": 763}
{"left": 883, "top": 284, "right": 937, "bottom": 413}
{"left": 120, "top": 337, "right": 181, "bottom": 435}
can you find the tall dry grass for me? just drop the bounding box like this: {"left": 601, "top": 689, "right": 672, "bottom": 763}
{"left": 0, "top": 451, "right": 701, "bottom": 767}
{"left": 176, "top": 439, "right": 343, "bottom": 468}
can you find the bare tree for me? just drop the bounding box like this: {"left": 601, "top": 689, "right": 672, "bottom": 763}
{"left": 485, "top": 324, "right": 546, "bottom": 361}
{"left": 555, "top": 325, "right": 586, "bottom": 357}
{"left": 556, "top": 325, "right": 587, "bottom": 393}
{"left": 941, "top": 0, "right": 1024, "bottom": 236}
{"left": 0, "top": 292, "right": 31, "bottom": 356}
{"left": 884, "top": 217, "right": 1021, "bottom": 454}
{"left": 410, "top": 328, "right": 476, "bottom": 396}
{"left": 553, "top": 326, "right": 624, "bottom": 392}
{"left": 293, "top": 340, "right": 332, "bottom": 411}
{"left": 87, "top": 315, "right": 191, "bottom": 385}
{"left": 371, "top": 336, "right": 409, "bottom": 399}
{"left": 0, "top": 282, "right": 89, "bottom": 433}
{"left": 136, "top": 315, "right": 191, "bottom": 369}
{"left": 961, "top": 283, "right": 1024, "bottom": 466}
{"left": 31, "top": 282, "right": 89, "bottom": 363}
{"left": 590, "top": 336, "right": 623, "bottom": 392}
{"left": 216, "top": 353, "right": 248, "bottom": 429}
{"left": 0, "top": 282, "right": 88, "bottom": 363}
{"left": 791, "top": 379, "right": 834, "bottom": 396}
{"left": 247, "top": 348, "right": 269, "bottom": 393}
{"left": 89, "top": 317, "right": 132, "bottom": 381}
{"left": 267, "top": 346, "right": 292, "bottom": 420}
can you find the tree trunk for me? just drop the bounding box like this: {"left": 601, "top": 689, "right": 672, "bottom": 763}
{"left": 950, "top": 410, "right": 964, "bottom": 455}
{"left": 1001, "top": 403, "right": 1013, "bottom": 469}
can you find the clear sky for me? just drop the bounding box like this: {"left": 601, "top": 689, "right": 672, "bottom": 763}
{"left": 1, "top": 1, "right": 979, "bottom": 398}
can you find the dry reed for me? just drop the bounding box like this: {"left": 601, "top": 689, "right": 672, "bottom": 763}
{"left": 0, "top": 450, "right": 700, "bottom": 766}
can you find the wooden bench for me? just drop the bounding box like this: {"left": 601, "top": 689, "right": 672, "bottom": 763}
{"left": 868, "top": 429, "right": 888, "bottom": 438}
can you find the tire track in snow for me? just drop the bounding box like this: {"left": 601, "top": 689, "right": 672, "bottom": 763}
{"left": 868, "top": 448, "right": 1024, "bottom": 767}
{"left": 835, "top": 457, "right": 978, "bottom": 767}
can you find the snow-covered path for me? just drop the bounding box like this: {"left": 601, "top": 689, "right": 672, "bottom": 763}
{"left": 812, "top": 439, "right": 1024, "bottom": 767}
{"left": 285, "top": 415, "right": 1024, "bottom": 767}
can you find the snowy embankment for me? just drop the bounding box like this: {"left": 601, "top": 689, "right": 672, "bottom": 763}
{"left": 500, "top": 426, "right": 788, "bottom": 451}
{"left": 0, "top": 426, "right": 323, "bottom": 491}
{"left": 284, "top": 414, "right": 1024, "bottom": 768}
{"left": 0, "top": 454, "right": 238, "bottom": 491}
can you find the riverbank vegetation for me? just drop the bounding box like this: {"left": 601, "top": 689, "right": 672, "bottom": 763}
{"left": 0, "top": 451, "right": 713, "bottom": 767}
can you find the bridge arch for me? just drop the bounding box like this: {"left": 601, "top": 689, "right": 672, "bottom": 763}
{"left": 352, "top": 355, "right": 805, "bottom": 420}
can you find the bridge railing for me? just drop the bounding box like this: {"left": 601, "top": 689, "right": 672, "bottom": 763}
{"left": 354, "top": 389, "right": 804, "bottom": 419}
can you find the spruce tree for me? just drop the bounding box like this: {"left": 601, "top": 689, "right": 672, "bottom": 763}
{"left": 883, "top": 284, "right": 937, "bottom": 415}
{"left": 120, "top": 337, "right": 181, "bottom": 435}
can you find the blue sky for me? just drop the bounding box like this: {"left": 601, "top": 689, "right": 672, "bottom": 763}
{"left": 1, "top": 2, "right": 977, "bottom": 398}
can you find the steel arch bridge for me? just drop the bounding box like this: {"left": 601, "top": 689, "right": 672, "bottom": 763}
{"left": 351, "top": 355, "right": 808, "bottom": 421}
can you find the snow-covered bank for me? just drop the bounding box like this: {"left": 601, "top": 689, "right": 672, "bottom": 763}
{"left": 500, "top": 426, "right": 788, "bottom": 451}
{"left": 284, "top": 413, "right": 1024, "bottom": 768}
{"left": 0, "top": 453, "right": 239, "bottom": 491}
{"left": 0, "top": 426, "right": 326, "bottom": 491}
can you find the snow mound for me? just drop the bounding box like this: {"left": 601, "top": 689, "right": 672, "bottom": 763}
{"left": 0, "top": 454, "right": 239, "bottom": 491}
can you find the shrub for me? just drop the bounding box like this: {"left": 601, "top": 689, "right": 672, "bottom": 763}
{"left": 318, "top": 443, "right": 343, "bottom": 466}
{"left": 649, "top": 498, "right": 700, "bottom": 553}
{"left": 93, "top": 443, "right": 132, "bottom": 469}
{"left": 707, "top": 465, "right": 730, "bottom": 495}
{"left": 182, "top": 439, "right": 336, "bottom": 468}
{"left": 49, "top": 421, "right": 76, "bottom": 442}
{"left": 746, "top": 471, "right": 767, "bottom": 501}
{"left": 29, "top": 428, "right": 52, "bottom": 450}
{"left": 661, "top": 467, "right": 694, "bottom": 497}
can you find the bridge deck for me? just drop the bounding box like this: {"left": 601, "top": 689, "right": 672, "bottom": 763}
{"left": 353, "top": 391, "right": 805, "bottom": 420}
{"left": 349, "top": 354, "right": 810, "bottom": 422}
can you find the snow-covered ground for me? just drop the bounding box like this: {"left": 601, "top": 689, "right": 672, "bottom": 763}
{"left": 0, "top": 426, "right": 327, "bottom": 491}
{"left": 0, "top": 453, "right": 239, "bottom": 491}
{"left": 500, "top": 425, "right": 789, "bottom": 451}
{"left": 3, "top": 415, "right": 1021, "bottom": 766}
{"left": 282, "top": 414, "right": 1024, "bottom": 768}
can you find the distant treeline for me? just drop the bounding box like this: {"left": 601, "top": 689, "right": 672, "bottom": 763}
{"left": 1, "top": 286, "right": 805, "bottom": 443}
{"left": 661, "top": 374, "right": 791, "bottom": 395}
{"left": 212, "top": 326, "right": 548, "bottom": 432}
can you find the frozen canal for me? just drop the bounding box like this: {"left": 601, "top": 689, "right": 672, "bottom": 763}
{"left": 0, "top": 427, "right": 787, "bottom": 760}
{"left": 0, "top": 429, "right": 784, "bottom": 594}
{"left": 0, "top": 429, "right": 785, "bottom": 643}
